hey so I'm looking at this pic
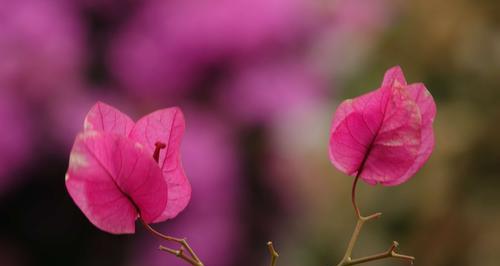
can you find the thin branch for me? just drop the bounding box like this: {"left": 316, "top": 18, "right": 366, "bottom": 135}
{"left": 335, "top": 173, "right": 414, "bottom": 266}
{"left": 351, "top": 174, "right": 382, "bottom": 220}
{"left": 140, "top": 218, "right": 203, "bottom": 266}
{"left": 267, "top": 241, "right": 279, "bottom": 266}
{"left": 351, "top": 174, "right": 363, "bottom": 219}
{"left": 337, "top": 212, "right": 382, "bottom": 266}
{"left": 159, "top": 245, "right": 201, "bottom": 266}
{"left": 345, "top": 242, "right": 415, "bottom": 265}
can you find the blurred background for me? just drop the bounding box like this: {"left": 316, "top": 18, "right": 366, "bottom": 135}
{"left": 0, "top": 0, "right": 499, "bottom": 265}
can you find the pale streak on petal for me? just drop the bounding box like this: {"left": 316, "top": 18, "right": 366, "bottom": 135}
{"left": 81, "top": 130, "right": 98, "bottom": 139}
{"left": 84, "top": 117, "right": 92, "bottom": 130}
{"left": 135, "top": 142, "right": 144, "bottom": 149}
{"left": 69, "top": 152, "right": 88, "bottom": 169}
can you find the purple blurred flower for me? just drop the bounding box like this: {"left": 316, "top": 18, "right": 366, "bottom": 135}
{"left": 45, "top": 88, "right": 135, "bottom": 150}
{"left": 76, "top": 0, "right": 134, "bottom": 13}
{"left": 109, "top": 0, "right": 317, "bottom": 99}
{"left": 129, "top": 108, "right": 243, "bottom": 266}
{"left": 0, "top": 0, "right": 85, "bottom": 102}
{"left": 218, "top": 58, "right": 326, "bottom": 124}
{"left": 75, "top": 0, "right": 140, "bottom": 23}
{"left": 328, "top": 0, "right": 393, "bottom": 33}
{"left": 0, "top": 90, "right": 32, "bottom": 196}
{"left": 312, "top": 0, "right": 395, "bottom": 76}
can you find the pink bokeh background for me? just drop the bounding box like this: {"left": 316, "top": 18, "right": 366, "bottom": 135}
{"left": 6, "top": 0, "right": 484, "bottom": 266}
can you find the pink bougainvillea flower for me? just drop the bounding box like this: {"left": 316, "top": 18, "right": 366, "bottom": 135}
{"left": 65, "top": 102, "right": 191, "bottom": 234}
{"left": 329, "top": 66, "right": 436, "bottom": 186}
{"left": 65, "top": 131, "right": 168, "bottom": 234}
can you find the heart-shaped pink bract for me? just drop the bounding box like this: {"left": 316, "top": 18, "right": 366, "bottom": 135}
{"left": 329, "top": 66, "right": 436, "bottom": 186}
{"left": 66, "top": 102, "right": 191, "bottom": 234}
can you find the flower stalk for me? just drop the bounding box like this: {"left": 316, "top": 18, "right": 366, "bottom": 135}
{"left": 267, "top": 241, "right": 279, "bottom": 266}
{"left": 140, "top": 218, "right": 204, "bottom": 266}
{"left": 335, "top": 175, "right": 415, "bottom": 266}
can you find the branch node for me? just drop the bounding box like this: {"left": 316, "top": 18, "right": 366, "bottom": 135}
{"left": 141, "top": 218, "right": 203, "bottom": 266}
{"left": 362, "top": 212, "right": 383, "bottom": 221}
{"left": 267, "top": 241, "right": 279, "bottom": 266}
{"left": 336, "top": 174, "right": 415, "bottom": 266}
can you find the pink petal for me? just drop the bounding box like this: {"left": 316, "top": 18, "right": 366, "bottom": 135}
{"left": 329, "top": 88, "right": 390, "bottom": 176}
{"left": 129, "top": 108, "right": 191, "bottom": 221}
{"left": 65, "top": 131, "right": 168, "bottom": 234}
{"left": 385, "top": 83, "right": 436, "bottom": 185}
{"left": 157, "top": 166, "right": 191, "bottom": 221}
{"left": 84, "top": 101, "right": 135, "bottom": 136}
{"left": 329, "top": 86, "right": 422, "bottom": 185}
{"left": 381, "top": 65, "right": 407, "bottom": 88}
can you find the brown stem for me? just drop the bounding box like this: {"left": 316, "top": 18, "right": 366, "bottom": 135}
{"left": 159, "top": 245, "right": 200, "bottom": 266}
{"left": 267, "top": 241, "right": 279, "bottom": 266}
{"left": 140, "top": 218, "right": 203, "bottom": 266}
{"left": 351, "top": 174, "right": 362, "bottom": 219}
{"left": 351, "top": 174, "right": 382, "bottom": 220}
{"left": 335, "top": 173, "right": 413, "bottom": 266}
{"left": 345, "top": 242, "right": 415, "bottom": 265}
